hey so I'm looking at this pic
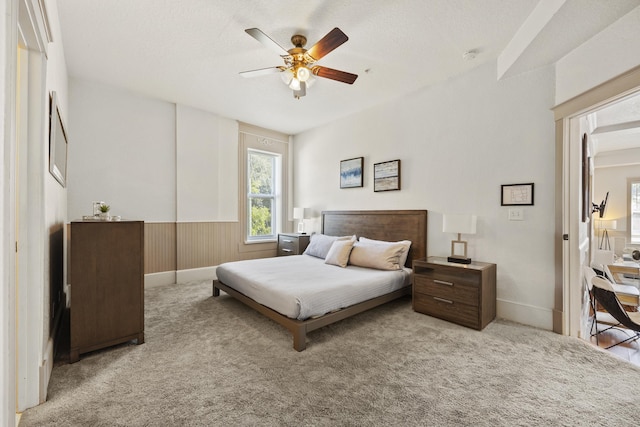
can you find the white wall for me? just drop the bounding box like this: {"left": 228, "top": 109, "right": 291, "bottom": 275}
{"left": 68, "top": 78, "right": 177, "bottom": 222}
{"left": 594, "top": 163, "right": 640, "bottom": 243}
{"left": 293, "top": 61, "right": 556, "bottom": 329}
{"left": 555, "top": 5, "right": 640, "bottom": 104}
{"left": 176, "top": 104, "right": 238, "bottom": 222}
{"left": 0, "top": 1, "right": 17, "bottom": 424}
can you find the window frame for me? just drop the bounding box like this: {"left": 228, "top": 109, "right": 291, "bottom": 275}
{"left": 629, "top": 177, "right": 640, "bottom": 244}
{"left": 246, "top": 148, "right": 281, "bottom": 242}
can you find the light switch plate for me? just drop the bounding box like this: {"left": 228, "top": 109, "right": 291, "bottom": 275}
{"left": 509, "top": 208, "right": 524, "bottom": 221}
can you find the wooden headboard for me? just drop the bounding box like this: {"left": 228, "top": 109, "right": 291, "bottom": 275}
{"left": 321, "top": 210, "right": 428, "bottom": 267}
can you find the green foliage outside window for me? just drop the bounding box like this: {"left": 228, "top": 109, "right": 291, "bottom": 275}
{"left": 248, "top": 151, "right": 275, "bottom": 237}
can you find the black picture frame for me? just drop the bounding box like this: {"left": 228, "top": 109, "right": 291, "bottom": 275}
{"left": 501, "top": 183, "right": 534, "bottom": 206}
{"left": 374, "top": 159, "right": 401, "bottom": 192}
{"left": 340, "top": 157, "right": 363, "bottom": 188}
{"left": 582, "top": 133, "right": 590, "bottom": 222}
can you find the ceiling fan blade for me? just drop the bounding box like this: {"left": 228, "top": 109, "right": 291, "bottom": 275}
{"left": 239, "top": 67, "right": 284, "bottom": 78}
{"left": 305, "top": 27, "right": 348, "bottom": 61}
{"left": 245, "top": 28, "right": 290, "bottom": 56}
{"left": 312, "top": 66, "right": 358, "bottom": 84}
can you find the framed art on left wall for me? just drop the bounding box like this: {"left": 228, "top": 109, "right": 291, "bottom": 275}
{"left": 49, "top": 91, "right": 68, "bottom": 187}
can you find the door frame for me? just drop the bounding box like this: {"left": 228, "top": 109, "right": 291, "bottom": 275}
{"left": 553, "top": 65, "right": 640, "bottom": 335}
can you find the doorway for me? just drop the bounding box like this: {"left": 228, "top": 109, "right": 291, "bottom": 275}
{"left": 553, "top": 65, "right": 640, "bottom": 339}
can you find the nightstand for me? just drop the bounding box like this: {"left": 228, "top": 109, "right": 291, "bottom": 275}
{"left": 412, "top": 256, "right": 496, "bottom": 330}
{"left": 277, "top": 233, "right": 310, "bottom": 256}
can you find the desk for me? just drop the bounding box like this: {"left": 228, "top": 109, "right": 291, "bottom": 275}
{"left": 608, "top": 263, "right": 640, "bottom": 284}
{"left": 606, "top": 263, "right": 640, "bottom": 308}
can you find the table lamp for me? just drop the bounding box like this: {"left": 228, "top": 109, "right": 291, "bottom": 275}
{"left": 443, "top": 213, "right": 477, "bottom": 264}
{"left": 293, "top": 207, "right": 307, "bottom": 234}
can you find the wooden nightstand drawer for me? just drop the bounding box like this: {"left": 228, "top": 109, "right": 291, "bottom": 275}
{"left": 277, "top": 234, "right": 310, "bottom": 256}
{"left": 413, "top": 294, "right": 480, "bottom": 329}
{"left": 414, "top": 276, "right": 478, "bottom": 307}
{"left": 412, "top": 257, "right": 496, "bottom": 330}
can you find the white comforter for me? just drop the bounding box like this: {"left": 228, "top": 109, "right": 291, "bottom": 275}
{"left": 215, "top": 254, "right": 411, "bottom": 320}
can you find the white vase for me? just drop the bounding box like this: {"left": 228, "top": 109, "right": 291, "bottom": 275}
{"left": 99, "top": 212, "right": 110, "bottom": 220}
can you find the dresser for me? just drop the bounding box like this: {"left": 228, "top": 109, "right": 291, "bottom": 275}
{"left": 412, "top": 256, "right": 496, "bottom": 330}
{"left": 277, "top": 233, "right": 311, "bottom": 256}
{"left": 69, "top": 220, "right": 145, "bottom": 362}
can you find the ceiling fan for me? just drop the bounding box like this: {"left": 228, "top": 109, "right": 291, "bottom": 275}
{"left": 240, "top": 27, "right": 358, "bottom": 99}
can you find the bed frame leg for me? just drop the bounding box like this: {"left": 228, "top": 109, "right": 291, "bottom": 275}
{"left": 293, "top": 327, "right": 306, "bottom": 352}
{"left": 212, "top": 280, "right": 220, "bottom": 297}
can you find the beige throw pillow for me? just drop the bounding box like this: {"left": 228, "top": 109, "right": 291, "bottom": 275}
{"left": 358, "top": 237, "right": 412, "bottom": 267}
{"left": 304, "top": 234, "right": 355, "bottom": 259}
{"left": 324, "top": 239, "right": 356, "bottom": 268}
{"left": 349, "top": 241, "right": 407, "bottom": 270}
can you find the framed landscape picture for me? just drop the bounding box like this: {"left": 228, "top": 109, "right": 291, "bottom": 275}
{"left": 374, "top": 159, "right": 400, "bottom": 192}
{"left": 340, "top": 157, "right": 363, "bottom": 188}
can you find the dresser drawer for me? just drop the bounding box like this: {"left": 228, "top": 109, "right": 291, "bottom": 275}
{"left": 412, "top": 257, "right": 496, "bottom": 330}
{"left": 413, "top": 293, "right": 479, "bottom": 329}
{"left": 277, "top": 234, "right": 310, "bottom": 256}
{"left": 415, "top": 268, "right": 480, "bottom": 287}
{"left": 413, "top": 276, "right": 478, "bottom": 306}
{"left": 278, "top": 235, "right": 299, "bottom": 256}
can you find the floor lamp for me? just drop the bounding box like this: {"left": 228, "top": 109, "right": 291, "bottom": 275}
{"left": 598, "top": 220, "right": 617, "bottom": 251}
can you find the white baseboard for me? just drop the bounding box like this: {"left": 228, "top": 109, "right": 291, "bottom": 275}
{"left": 176, "top": 266, "right": 218, "bottom": 284}
{"left": 144, "top": 268, "right": 219, "bottom": 287}
{"left": 144, "top": 271, "right": 177, "bottom": 288}
{"left": 496, "top": 298, "right": 553, "bottom": 331}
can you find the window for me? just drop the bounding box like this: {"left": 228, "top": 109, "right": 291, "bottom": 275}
{"left": 247, "top": 149, "right": 280, "bottom": 241}
{"left": 631, "top": 179, "right": 640, "bottom": 243}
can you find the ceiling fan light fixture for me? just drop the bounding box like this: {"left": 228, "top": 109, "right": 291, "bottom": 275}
{"left": 289, "top": 78, "right": 301, "bottom": 91}
{"left": 280, "top": 68, "right": 294, "bottom": 85}
{"left": 305, "top": 74, "right": 316, "bottom": 88}
{"left": 296, "top": 66, "right": 310, "bottom": 82}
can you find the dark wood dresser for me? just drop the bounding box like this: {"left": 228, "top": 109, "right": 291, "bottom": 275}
{"left": 70, "top": 220, "right": 145, "bottom": 362}
{"left": 277, "top": 233, "right": 311, "bottom": 256}
{"left": 412, "top": 256, "right": 496, "bottom": 330}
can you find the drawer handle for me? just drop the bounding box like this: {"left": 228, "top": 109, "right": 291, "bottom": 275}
{"left": 433, "top": 297, "right": 453, "bottom": 304}
{"left": 434, "top": 280, "right": 453, "bottom": 287}
{"left": 281, "top": 248, "right": 292, "bottom": 253}
{"left": 282, "top": 239, "right": 294, "bottom": 243}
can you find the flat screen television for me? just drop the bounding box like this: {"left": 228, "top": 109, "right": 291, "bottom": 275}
{"left": 49, "top": 91, "right": 68, "bottom": 187}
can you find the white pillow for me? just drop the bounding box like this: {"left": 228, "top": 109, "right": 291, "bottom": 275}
{"left": 324, "top": 239, "right": 356, "bottom": 268}
{"left": 358, "top": 237, "right": 412, "bottom": 267}
{"left": 303, "top": 234, "right": 355, "bottom": 259}
{"left": 349, "top": 241, "right": 407, "bottom": 271}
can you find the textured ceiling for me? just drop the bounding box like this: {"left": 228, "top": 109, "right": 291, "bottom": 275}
{"left": 55, "top": 0, "right": 640, "bottom": 135}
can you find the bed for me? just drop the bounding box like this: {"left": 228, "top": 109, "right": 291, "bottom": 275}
{"left": 212, "top": 209, "right": 428, "bottom": 351}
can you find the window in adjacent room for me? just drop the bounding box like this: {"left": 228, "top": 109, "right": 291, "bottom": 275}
{"left": 629, "top": 178, "right": 640, "bottom": 243}
{"left": 247, "top": 149, "right": 281, "bottom": 241}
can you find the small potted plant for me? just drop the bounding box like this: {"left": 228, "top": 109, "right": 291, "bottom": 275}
{"left": 98, "top": 203, "right": 110, "bottom": 220}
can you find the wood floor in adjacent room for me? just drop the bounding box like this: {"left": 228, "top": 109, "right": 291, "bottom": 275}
{"left": 589, "top": 324, "right": 640, "bottom": 367}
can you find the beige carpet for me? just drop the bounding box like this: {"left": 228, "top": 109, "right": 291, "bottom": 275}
{"left": 20, "top": 280, "right": 640, "bottom": 426}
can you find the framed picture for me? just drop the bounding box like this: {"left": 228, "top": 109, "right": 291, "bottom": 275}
{"left": 581, "top": 133, "right": 590, "bottom": 222}
{"left": 340, "top": 157, "right": 363, "bottom": 188}
{"left": 374, "top": 159, "right": 401, "bottom": 192}
{"left": 49, "top": 91, "right": 68, "bottom": 188}
{"left": 501, "top": 183, "right": 534, "bottom": 206}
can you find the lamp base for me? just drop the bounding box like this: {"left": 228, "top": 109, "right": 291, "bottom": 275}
{"left": 447, "top": 256, "right": 472, "bottom": 264}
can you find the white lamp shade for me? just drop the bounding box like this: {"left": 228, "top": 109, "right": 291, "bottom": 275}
{"left": 293, "top": 207, "right": 305, "bottom": 220}
{"left": 443, "top": 214, "right": 477, "bottom": 234}
{"left": 598, "top": 220, "right": 617, "bottom": 230}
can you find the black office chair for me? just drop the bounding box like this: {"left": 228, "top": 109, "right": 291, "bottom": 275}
{"left": 591, "top": 276, "right": 640, "bottom": 349}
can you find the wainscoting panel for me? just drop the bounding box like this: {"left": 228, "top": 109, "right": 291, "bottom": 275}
{"left": 145, "top": 223, "right": 176, "bottom": 274}
{"left": 177, "top": 222, "right": 239, "bottom": 270}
